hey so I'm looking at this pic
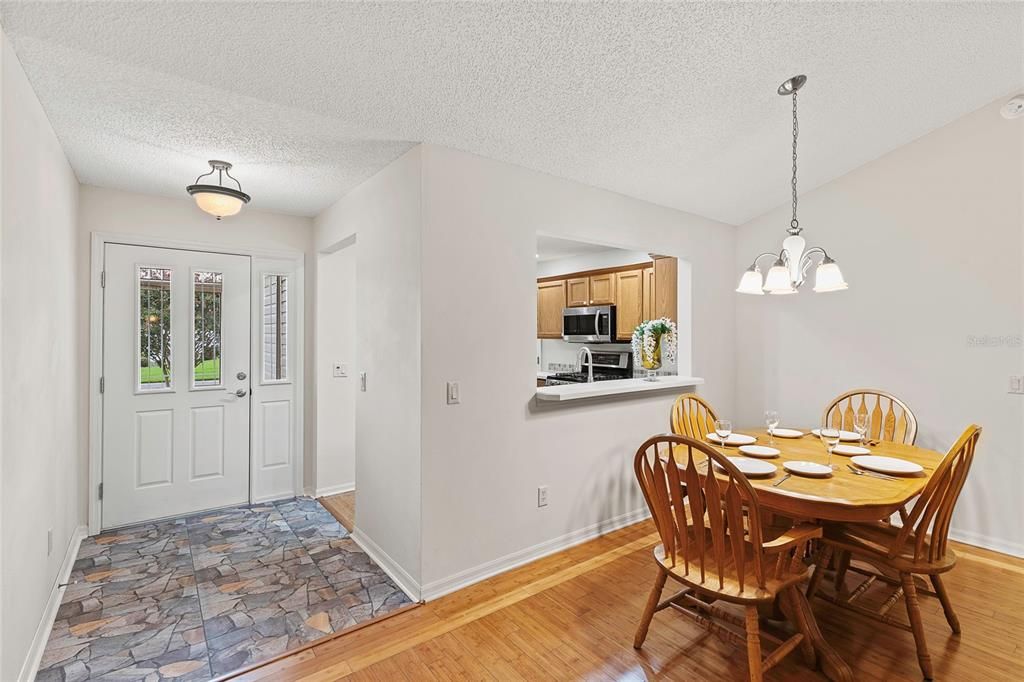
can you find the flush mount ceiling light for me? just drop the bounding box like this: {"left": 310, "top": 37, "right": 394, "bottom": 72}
{"left": 186, "top": 160, "right": 251, "bottom": 220}
{"left": 736, "top": 75, "right": 848, "bottom": 296}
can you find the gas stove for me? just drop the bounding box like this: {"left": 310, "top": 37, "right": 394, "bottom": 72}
{"left": 545, "top": 371, "right": 623, "bottom": 385}
{"left": 543, "top": 349, "right": 633, "bottom": 386}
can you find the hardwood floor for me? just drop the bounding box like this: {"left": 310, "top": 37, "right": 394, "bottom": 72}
{"left": 321, "top": 491, "right": 356, "bottom": 532}
{"left": 227, "top": 520, "right": 1024, "bottom": 681}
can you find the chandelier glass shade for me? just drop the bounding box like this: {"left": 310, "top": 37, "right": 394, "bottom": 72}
{"left": 736, "top": 75, "right": 847, "bottom": 296}
{"left": 186, "top": 160, "right": 251, "bottom": 219}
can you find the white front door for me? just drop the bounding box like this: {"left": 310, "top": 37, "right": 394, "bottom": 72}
{"left": 102, "top": 244, "right": 251, "bottom": 528}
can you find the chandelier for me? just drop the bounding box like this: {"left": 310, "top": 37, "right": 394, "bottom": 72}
{"left": 736, "top": 75, "right": 847, "bottom": 295}
{"left": 186, "top": 160, "right": 251, "bottom": 220}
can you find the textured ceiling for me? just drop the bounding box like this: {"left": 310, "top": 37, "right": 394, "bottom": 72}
{"left": 1, "top": 2, "right": 1021, "bottom": 221}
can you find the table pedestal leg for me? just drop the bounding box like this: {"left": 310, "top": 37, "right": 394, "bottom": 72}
{"left": 780, "top": 587, "right": 854, "bottom": 682}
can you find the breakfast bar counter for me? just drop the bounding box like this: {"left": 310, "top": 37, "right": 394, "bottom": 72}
{"left": 535, "top": 375, "right": 704, "bottom": 401}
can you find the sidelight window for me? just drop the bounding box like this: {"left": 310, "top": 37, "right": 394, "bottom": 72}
{"left": 262, "top": 274, "right": 288, "bottom": 382}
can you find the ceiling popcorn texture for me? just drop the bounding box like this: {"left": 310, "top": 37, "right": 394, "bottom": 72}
{"left": 0, "top": 1, "right": 1021, "bottom": 221}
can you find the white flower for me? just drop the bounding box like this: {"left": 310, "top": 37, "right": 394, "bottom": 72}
{"left": 631, "top": 317, "right": 678, "bottom": 366}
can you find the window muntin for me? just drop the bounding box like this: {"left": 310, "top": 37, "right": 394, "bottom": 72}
{"left": 192, "top": 271, "right": 223, "bottom": 388}
{"left": 138, "top": 266, "right": 173, "bottom": 391}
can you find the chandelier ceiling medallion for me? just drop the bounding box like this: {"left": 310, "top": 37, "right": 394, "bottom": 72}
{"left": 736, "top": 75, "right": 848, "bottom": 295}
{"left": 186, "top": 160, "right": 251, "bottom": 220}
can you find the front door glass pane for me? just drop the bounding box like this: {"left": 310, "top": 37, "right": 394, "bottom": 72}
{"left": 139, "top": 267, "right": 172, "bottom": 390}
{"left": 263, "top": 274, "right": 288, "bottom": 382}
{"left": 193, "top": 271, "right": 223, "bottom": 387}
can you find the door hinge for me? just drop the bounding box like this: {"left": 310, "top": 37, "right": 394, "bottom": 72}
{"left": 100, "top": 271, "right": 106, "bottom": 288}
{"left": 99, "top": 376, "right": 105, "bottom": 393}
{"left": 98, "top": 483, "right": 103, "bottom": 500}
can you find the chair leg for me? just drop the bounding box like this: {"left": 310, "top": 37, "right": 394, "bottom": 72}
{"left": 833, "top": 550, "right": 851, "bottom": 594}
{"left": 633, "top": 569, "right": 667, "bottom": 649}
{"left": 901, "top": 572, "right": 934, "bottom": 680}
{"left": 806, "top": 543, "right": 833, "bottom": 599}
{"left": 929, "top": 574, "right": 961, "bottom": 635}
{"left": 744, "top": 605, "right": 763, "bottom": 682}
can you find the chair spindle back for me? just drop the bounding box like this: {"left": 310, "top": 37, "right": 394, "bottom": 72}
{"left": 670, "top": 393, "right": 719, "bottom": 439}
{"left": 824, "top": 389, "right": 918, "bottom": 444}
{"left": 634, "top": 434, "right": 766, "bottom": 593}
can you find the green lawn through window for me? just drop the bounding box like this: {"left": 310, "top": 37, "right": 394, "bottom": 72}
{"left": 140, "top": 358, "right": 221, "bottom": 384}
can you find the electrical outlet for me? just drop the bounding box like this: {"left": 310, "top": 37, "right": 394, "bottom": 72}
{"left": 47, "top": 528, "right": 53, "bottom": 556}
{"left": 1010, "top": 375, "right": 1024, "bottom": 394}
{"left": 446, "top": 381, "right": 460, "bottom": 405}
{"left": 333, "top": 362, "right": 348, "bottom": 378}
{"left": 537, "top": 486, "right": 549, "bottom": 508}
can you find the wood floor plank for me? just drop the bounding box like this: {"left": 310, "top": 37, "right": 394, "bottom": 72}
{"left": 320, "top": 491, "right": 355, "bottom": 531}
{"left": 227, "top": 521, "right": 1024, "bottom": 681}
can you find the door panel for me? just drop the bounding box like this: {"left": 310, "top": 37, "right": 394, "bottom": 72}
{"left": 615, "top": 269, "right": 644, "bottom": 340}
{"left": 566, "top": 277, "right": 590, "bottom": 306}
{"left": 536, "top": 280, "right": 566, "bottom": 338}
{"left": 102, "top": 244, "right": 251, "bottom": 528}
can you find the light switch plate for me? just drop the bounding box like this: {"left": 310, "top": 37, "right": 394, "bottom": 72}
{"left": 359, "top": 372, "right": 367, "bottom": 392}
{"left": 1010, "top": 375, "right": 1024, "bottom": 394}
{"left": 537, "top": 486, "right": 549, "bottom": 508}
{"left": 332, "top": 362, "right": 347, "bottom": 378}
{"left": 446, "top": 381, "right": 460, "bottom": 405}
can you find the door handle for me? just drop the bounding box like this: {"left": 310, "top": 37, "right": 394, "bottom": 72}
{"left": 227, "top": 388, "right": 247, "bottom": 397}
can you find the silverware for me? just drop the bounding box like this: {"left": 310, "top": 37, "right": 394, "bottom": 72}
{"left": 772, "top": 474, "right": 792, "bottom": 487}
{"left": 846, "top": 464, "right": 900, "bottom": 481}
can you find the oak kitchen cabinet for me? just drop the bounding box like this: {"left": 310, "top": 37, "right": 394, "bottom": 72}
{"left": 537, "top": 279, "right": 566, "bottom": 339}
{"left": 566, "top": 277, "right": 590, "bottom": 307}
{"left": 536, "top": 258, "right": 677, "bottom": 340}
{"left": 614, "top": 269, "right": 644, "bottom": 340}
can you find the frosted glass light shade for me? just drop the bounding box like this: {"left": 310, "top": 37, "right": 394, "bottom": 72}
{"left": 782, "top": 234, "right": 806, "bottom": 284}
{"left": 193, "top": 191, "right": 245, "bottom": 218}
{"left": 736, "top": 268, "right": 765, "bottom": 295}
{"left": 763, "top": 263, "right": 796, "bottom": 294}
{"left": 813, "top": 260, "right": 848, "bottom": 292}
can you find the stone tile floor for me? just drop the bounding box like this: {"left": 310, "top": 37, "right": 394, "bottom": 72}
{"left": 37, "top": 498, "right": 411, "bottom": 681}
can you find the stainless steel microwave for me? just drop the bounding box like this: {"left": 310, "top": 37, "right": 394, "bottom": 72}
{"left": 562, "top": 305, "right": 616, "bottom": 343}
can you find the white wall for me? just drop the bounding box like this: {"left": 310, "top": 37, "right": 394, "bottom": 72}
{"left": 315, "top": 244, "right": 356, "bottom": 495}
{"left": 77, "top": 186, "right": 317, "bottom": 494}
{"left": 314, "top": 147, "right": 423, "bottom": 592}
{"left": 1, "top": 31, "right": 81, "bottom": 681}
{"left": 735, "top": 96, "right": 1024, "bottom": 556}
{"left": 418, "top": 144, "right": 735, "bottom": 594}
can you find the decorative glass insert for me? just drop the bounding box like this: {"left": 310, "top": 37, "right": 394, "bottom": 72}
{"left": 263, "top": 274, "right": 288, "bottom": 381}
{"left": 139, "top": 267, "right": 172, "bottom": 390}
{"left": 193, "top": 271, "right": 223, "bottom": 387}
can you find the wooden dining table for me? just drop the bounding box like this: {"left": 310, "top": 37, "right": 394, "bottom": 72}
{"left": 684, "top": 428, "right": 946, "bottom": 682}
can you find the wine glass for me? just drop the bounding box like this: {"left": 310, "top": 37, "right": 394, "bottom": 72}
{"left": 765, "top": 410, "right": 780, "bottom": 446}
{"left": 819, "top": 426, "right": 841, "bottom": 470}
{"left": 854, "top": 413, "right": 870, "bottom": 447}
{"left": 714, "top": 419, "right": 732, "bottom": 448}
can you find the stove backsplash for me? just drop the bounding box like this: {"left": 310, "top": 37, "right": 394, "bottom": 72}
{"left": 538, "top": 338, "right": 676, "bottom": 376}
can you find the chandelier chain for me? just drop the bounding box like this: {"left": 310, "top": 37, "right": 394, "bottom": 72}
{"left": 791, "top": 90, "right": 799, "bottom": 231}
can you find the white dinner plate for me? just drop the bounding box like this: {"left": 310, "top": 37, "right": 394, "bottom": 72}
{"left": 811, "top": 428, "right": 862, "bottom": 442}
{"left": 850, "top": 455, "right": 923, "bottom": 475}
{"left": 714, "top": 457, "right": 777, "bottom": 477}
{"left": 783, "top": 460, "right": 833, "bottom": 478}
{"left": 739, "top": 445, "right": 780, "bottom": 458}
{"left": 771, "top": 428, "right": 804, "bottom": 439}
{"left": 832, "top": 444, "right": 871, "bottom": 456}
{"left": 707, "top": 433, "right": 757, "bottom": 446}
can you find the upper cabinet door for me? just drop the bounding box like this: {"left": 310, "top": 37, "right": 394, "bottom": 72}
{"left": 566, "top": 277, "right": 590, "bottom": 307}
{"left": 615, "top": 269, "right": 644, "bottom": 340}
{"left": 589, "top": 273, "right": 616, "bottom": 305}
{"left": 642, "top": 266, "right": 655, "bottom": 322}
{"left": 537, "top": 280, "right": 566, "bottom": 338}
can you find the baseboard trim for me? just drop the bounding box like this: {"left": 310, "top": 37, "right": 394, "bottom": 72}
{"left": 20, "top": 524, "right": 88, "bottom": 682}
{"left": 250, "top": 491, "right": 300, "bottom": 505}
{"left": 420, "top": 507, "right": 652, "bottom": 602}
{"left": 314, "top": 482, "right": 355, "bottom": 498}
{"left": 350, "top": 529, "right": 422, "bottom": 603}
{"left": 949, "top": 528, "right": 1024, "bottom": 558}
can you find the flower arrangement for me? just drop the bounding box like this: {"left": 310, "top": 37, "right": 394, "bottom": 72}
{"left": 631, "top": 318, "right": 678, "bottom": 377}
